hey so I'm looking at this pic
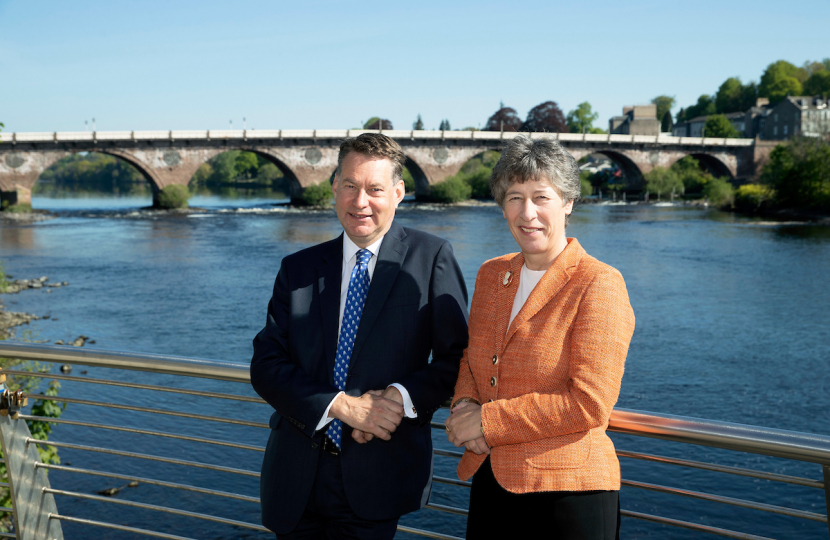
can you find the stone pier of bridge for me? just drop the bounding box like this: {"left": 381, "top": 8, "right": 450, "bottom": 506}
{"left": 0, "top": 129, "right": 771, "bottom": 208}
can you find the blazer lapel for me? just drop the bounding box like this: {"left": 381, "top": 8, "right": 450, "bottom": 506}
{"left": 504, "top": 238, "right": 585, "bottom": 346}
{"left": 494, "top": 253, "right": 524, "bottom": 354}
{"left": 349, "top": 222, "right": 408, "bottom": 371}
{"left": 318, "top": 235, "right": 343, "bottom": 383}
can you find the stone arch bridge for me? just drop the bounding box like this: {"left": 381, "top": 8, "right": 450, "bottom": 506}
{"left": 0, "top": 129, "right": 776, "bottom": 207}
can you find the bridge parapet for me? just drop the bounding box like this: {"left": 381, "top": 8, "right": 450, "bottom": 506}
{"left": 3, "top": 129, "right": 756, "bottom": 147}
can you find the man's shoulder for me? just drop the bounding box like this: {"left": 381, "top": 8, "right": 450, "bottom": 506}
{"left": 398, "top": 226, "right": 450, "bottom": 252}
{"left": 281, "top": 236, "right": 341, "bottom": 268}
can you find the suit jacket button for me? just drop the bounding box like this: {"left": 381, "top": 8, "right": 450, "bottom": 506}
{"left": 311, "top": 442, "right": 319, "bottom": 449}
{"left": 492, "top": 355, "right": 498, "bottom": 365}
{"left": 490, "top": 376, "right": 497, "bottom": 386}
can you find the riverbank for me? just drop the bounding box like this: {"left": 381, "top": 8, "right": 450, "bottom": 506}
{"left": 0, "top": 276, "right": 71, "bottom": 341}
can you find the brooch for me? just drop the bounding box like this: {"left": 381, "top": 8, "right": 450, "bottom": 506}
{"left": 503, "top": 271, "right": 512, "bottom": 286}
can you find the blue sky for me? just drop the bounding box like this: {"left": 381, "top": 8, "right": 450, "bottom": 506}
{"left": 1, "top": 0, "right": 828, "bottom": 133}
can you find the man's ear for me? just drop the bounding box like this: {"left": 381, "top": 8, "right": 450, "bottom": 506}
{"left": 394, "top": 179, "right": 405, "bottom": 204}
{"left": 332, "top": 174, "right": 339, "bottom": 197}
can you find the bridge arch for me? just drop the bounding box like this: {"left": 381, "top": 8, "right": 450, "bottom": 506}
{"left": 582, "top": 150, "right": 645, "bottom": 190}
{"left": 676, "top": 152, "right": 735, "bottom": 180}
{"left": 403, "top": 155, "right": 431, "bottom": 198}
{"left": 201, "top": 148, "right": 304, "bottom": 200}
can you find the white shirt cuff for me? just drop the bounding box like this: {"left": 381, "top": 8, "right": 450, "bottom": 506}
{"left": 316, "top": 391, "right": 344, "bottom": 432}
{"left": 389, "top": 383, "right": 417, "bottom": 418}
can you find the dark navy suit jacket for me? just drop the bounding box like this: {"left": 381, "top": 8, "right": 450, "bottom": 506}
{"left": 251, "top": 221, "right": 469, "bottom": 534}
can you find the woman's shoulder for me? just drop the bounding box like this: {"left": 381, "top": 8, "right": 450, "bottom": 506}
{"left": 576, "top": 251, "right": 626, "bottom": 284}
{"left": 478, "top": 253, "right": 518, "bottom": 275}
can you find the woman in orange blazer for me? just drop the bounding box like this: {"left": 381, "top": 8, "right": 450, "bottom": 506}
{"left": 445, "top": 136, "right": 635, "bottom": 539}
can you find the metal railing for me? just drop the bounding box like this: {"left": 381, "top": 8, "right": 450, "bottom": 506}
{"left": 0, "top": 342, "right": 828, "bottom": 540}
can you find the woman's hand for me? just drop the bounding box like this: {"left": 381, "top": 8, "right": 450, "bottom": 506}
{"left": 445, "top": 401, "right": 485, "bottom": 447}
{"left": 464, "top": 436, "right": 490, "bottom": 455}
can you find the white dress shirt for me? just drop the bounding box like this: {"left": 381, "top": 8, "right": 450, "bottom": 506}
{"left": 315, "top": 233, "right": 418, "bottom": 431}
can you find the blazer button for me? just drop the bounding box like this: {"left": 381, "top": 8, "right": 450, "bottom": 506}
{"left": 490, "top": 376, "right": 497, "bottom": 386}
{"left": 492, "top": 355, "right": 498, "bottom": 365}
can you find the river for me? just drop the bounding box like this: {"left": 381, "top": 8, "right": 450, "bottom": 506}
{"left": 1, "top": 193, "right": 829, "bottom": 539}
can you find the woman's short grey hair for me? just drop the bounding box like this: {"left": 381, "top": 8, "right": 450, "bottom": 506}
{"left": 490, "top": 136, "right": 581, "bottom": 212}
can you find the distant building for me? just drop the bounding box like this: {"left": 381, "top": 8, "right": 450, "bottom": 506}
{"left": 761, "top": 96, "right": 830, "bottom": 140}
{"left": 672, "top": 112, "right": 746, "bottom": 138}
{"left": 743, "top": 98, "right": 770, "bottom": 139}
{"left": 609, "top": 105, "right": 660, "bottom": 136}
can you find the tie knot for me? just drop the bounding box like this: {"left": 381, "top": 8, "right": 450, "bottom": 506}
{"left": 356, "top": 249, "right": 372, "bottom": 268}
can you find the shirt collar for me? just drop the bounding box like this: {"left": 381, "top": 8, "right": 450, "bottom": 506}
{"left": 342, "top": 233, "right": 384, "bottom": 264}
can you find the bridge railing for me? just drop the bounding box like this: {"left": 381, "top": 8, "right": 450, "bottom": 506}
{"left": 0, "top": 343, "right": 826, "bottom": 540}
{"left": 1, "top": 129, "right": 756, "bottom": 146}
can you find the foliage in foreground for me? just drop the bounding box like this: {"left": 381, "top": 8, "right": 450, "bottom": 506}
{"left": 0, "top": 360, "right": 66, "bottom": 529}
{"left": 156, "top": 184, "right": 189, "bottom": 209}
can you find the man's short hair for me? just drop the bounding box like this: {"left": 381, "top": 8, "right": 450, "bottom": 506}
{"left": 337, "top": 133, "right": 406, "bottom": 184}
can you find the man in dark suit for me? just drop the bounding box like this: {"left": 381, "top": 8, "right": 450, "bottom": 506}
{"left": 251, "top": 133, "right": 469, "bottom": 539}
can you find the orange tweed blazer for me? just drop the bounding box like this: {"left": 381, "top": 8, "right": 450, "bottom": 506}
{"left": 452, "top": 238, "right": 635, "bottom": 493}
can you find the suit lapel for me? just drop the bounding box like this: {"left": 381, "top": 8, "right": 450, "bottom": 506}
{"left": 504, "top": 238, "right": 585, "bottom": 347}
{"left": 318, "top": 235, "right": 343, "bottom": 383}
{"left": 349, "top": 222, "right": 408, "bottom": 371}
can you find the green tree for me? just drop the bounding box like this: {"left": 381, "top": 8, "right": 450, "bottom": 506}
{"left": 579, "top": 171, "right": 593, "bottom": 197}
{"left": 767, "top": 77, "right": 803, "bottom": 102}
{"left": 761, "top": 136, "right": 830, "bottom": 210}
{"left": 644, "top": 167, "right": 684, "bottom": 199}
{"left": 704, "top": 114, "right": 741, "bottom": 138}
{"left": 301, "top": 181, "right": 333, "bottom": 206}
{"left": 671, "top": 156, "right": 712, "bottom": 194}
{"left": 429, "top": 176, "right": 471, "bottom": 203}
{"left": 210, "top": 151, "right": 239, "bottom": 184}
{"left": 257, "top": 163, "right": 283, "bottom": 185}
{"left": 439, "top": 119, "right": 451, "bottom": 131}
{"left": 704, "top": 178, "right": 735, "bottom": 208}
{"left": 402, "top": 167, "right": 415, "bottom": 192}
{"left": 651, "top": 96, "right": 676, "bottom": 130}
{"left": 156, "top": 184, "right": 189, "bottom": 209}
{"left": 413, "top": 114, "right": 424, "bottom": 130}
{"left": 683, "top": 95, "right": 716, "bottom": 121}
{"left": 715, "top": 78, "right": 745, "bottom": 114}
{"left": 566, "top": 102, "right": 601, "bottom": 134}
{"left": 804, "top": 71, "right": 830, "bottom": 96}
{"left": 661, "top": 111, "right": 673, "bottom": 133}
{"left": 735, "top": 184, "right": 776, "bottom": 211}
{"left": 759, "top": 60, "right": 805, "bottom": 102}
{"left": 234, "top": 152, "right": 259, "bottom": 180}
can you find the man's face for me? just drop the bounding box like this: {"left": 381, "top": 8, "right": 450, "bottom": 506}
{"left": 332, "top": 152, "right": 405, "bottom": 248}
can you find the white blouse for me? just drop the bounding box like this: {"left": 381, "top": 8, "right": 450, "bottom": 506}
{"left": 508, "top": 263, "right": 547, "bottom": 328}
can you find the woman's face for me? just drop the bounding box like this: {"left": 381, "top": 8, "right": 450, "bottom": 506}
{"left": 502, "top": 178, "right": 574, "bottom": 270}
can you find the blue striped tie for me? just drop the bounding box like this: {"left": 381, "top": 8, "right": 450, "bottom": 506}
{"left": 326, "top": 248, "right": 372, "bottom": 448}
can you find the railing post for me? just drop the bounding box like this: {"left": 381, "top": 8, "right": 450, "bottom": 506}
{"left": 823, "top": 465, "right": 830, "bottom": 539}
{"left": 0, "top": 383, "right": 63, "bottom": 540}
